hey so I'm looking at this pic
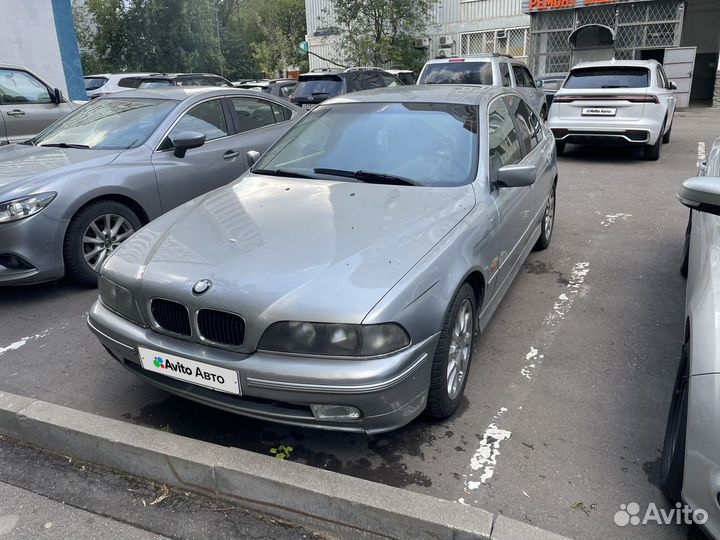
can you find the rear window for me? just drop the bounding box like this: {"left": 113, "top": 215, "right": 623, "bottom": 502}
{"left": 138, "top": 79, "right": 173, "bottom": 88}
{"left": 564, "top": 67, "right": 649, "bottom": 89}
{"left": 293, "top": 76, "right": 343, "bottom": 98}
{"left": 84, "top": 77, "right": 108, "bottom": 91}
{"left": 118, "top": 77, "right": 142, "bottom": 88}
{"left": 419, "top": 62, "right": 493, "bottom": 85}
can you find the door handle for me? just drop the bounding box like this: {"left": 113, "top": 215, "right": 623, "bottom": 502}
{"left": 6, "top": 110, "right": 25, "bottom": 117}
{"left": 223, "top": 150, "right": 240, "bottom": 160}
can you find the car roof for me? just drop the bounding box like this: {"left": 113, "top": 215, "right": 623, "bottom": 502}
{"left": 322, "top": 84, "right": 506, "bottom": 106}
{"left": 102, "top": 87, "right": 277, "bottom": 101}
{"left": 85, "top": 72, "right": 159, "bottom": 78}
{"left": 571, "top": 59, "right": 659, "bottom": 70}
{"left": 423, "top": 54, "right": 517, "bottom": 65}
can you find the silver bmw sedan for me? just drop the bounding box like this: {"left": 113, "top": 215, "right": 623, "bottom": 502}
{"left": 88, "top": 85, "right": 558, "bottom": 434}
{"left": 0, "top": 87, "right": 301, "bottom": 285}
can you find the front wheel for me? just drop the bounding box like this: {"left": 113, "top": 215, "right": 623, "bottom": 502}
{"left": 663, "top": 123, "right": 672, "bottom": 144}
{"left": 680, "top": 212, "right": 691, "bottom": 278}
{"left": 660, "top": 343, "right": 689, "bottom": 502}
{"left": 63, "top": 200, "right": 141, "bottom": 286}
{"left": 426, "top": 283, "right": 476, "bottom": 418}
{"left": 534, "top": 184, "right": 556, "bottom": 251}
{"left": 555, "top": 141, "right": 566, "bottom": 156}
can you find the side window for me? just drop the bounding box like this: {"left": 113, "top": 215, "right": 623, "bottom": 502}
{"left": 270, "top": 102, "right": 292, "bottom": 122}
{"left": 279, "top": 83, "right": 296, "bottom": 98}
{"left": 118, "top": 77, "right": 138, "bottom": 88}
{"left": 380, "top": 74, "right": 401, "bottom": 87}
{"left": 500, "top": 63, "right": 512, "bottom": 88}
{"left": 488, "top": 97, "right": 523, "bottom": 183}
{"left": 657, "top": 66, "right": 669, "bottom": 89}
{"left": 231, "top": 97, "right": 279, "bottom": 132}
{"left": 167, "top": 99, "right": 229, "bottom": 144}
{"left": 504, "top": 95, "right": 540, "bottom": 154}
{"left": 521, "top": 67, "right": 536, "bottom": 88}
{"left": 0, "top": 69, "right": 51, "bottom": 105}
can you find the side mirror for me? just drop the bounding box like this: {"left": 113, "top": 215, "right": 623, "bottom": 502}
{"left": 171, "top": 131, "right": 206, "bottom": 158}
{"left": 495, "top": 164, "right": 537, "bottom": 188}
{"left": 246, "top": 150, "right": 260, "bottom": 167}
{"left": 678, "top": 176, "right": 720, "bottom": 216}
{"left": 535, "top": 80, "right": 544, "bottom": 88}
{"left": 51, "top": 88, "right": 63, "bottom": 104}
{"left": 669, "top": 81, "right": 678, "bottom": 91}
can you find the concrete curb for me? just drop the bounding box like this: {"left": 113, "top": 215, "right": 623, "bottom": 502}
{"left": 0, "top": 391, "right": 571, "bottom": 540}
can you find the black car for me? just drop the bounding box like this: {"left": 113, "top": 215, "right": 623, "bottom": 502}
{"left": 137, "top": 73, "right": 233, "bottom": 89}
{"left": 289, "top": 67, "right": 402, "bottom": 109}
{"left": 235, "top": 79, "right": 297, "bottom": 100}
{"left": 537, "top": 75, "right": 567, "bottom": 110}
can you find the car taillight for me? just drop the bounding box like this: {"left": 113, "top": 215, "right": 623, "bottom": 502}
{"left": 553, "top": 94, "right": 659, "bottom": 103}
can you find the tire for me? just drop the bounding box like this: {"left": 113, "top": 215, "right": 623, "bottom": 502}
{"left": 660, "top": 342, "right": 689, "bottom": 502}
{"left": 540, "top": 105, "right": 547, "bottom": 122}
{"left": 643, "top": 126, "right": 663, "bottom": 161}
{"left": 534, "top": 183, "right": 556, "bottom": 251}
{"left": 680, "top": 212, "right": 691, "bottom": 278}
{"left": 63, "top": 200, "right": 142, "bottom": 286}
{"left": 426, "top": 283, "right": 476, "bottom": 418}
{"left": 555, "top": 141, "right": 566, "bottom": 156}
{"left": 663, "top": 123, "right": 672, "bottom": 144}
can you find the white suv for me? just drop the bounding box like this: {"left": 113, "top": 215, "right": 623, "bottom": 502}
{"left": 417, "top": 54, "right": 547, "bottom": 119}
{"left": 547, "top": 60, "right": 677, "bottom": 161}
{"left": 83, "top": 73, "right": 161, "bottom": 99}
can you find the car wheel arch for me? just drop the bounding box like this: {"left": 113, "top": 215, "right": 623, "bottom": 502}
{"left": 63, "top": 193, "right": 150, "bottom": 227}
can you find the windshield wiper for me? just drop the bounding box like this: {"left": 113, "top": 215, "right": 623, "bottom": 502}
{"left": 39, "top": 142, "right": 91, "bottom": 149}
{"left": 252, "top": 168, "right": 316, "bottom": 179}
{"left": 313, "top": 168, "right": 418, "bottom": 186}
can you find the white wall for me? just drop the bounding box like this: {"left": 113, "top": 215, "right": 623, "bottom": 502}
{"left": 0, "top": 0, "right": 68, "bottom": 94}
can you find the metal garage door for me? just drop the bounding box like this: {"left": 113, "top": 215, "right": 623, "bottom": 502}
{"left": 664, "top": 46, "right": 696, "bottom": 108}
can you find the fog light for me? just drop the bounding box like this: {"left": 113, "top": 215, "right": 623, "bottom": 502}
{"left": 310, "top": 404, "right": 362, "bottom": 421}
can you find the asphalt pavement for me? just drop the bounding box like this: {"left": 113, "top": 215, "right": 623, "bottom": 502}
{"left": 1, "top": 107, "right": 718, "bottom": 539}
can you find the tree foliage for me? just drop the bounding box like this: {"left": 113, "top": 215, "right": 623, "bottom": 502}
{"left": 72, "top": 0, "right": 307, "bottom": 79}
{"left": 327, "top": 0, "right": 435, "bottom": 71}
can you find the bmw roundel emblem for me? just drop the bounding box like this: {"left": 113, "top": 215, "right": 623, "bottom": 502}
{"left": 192, "top": 279, "right": 212, "bottom": 295}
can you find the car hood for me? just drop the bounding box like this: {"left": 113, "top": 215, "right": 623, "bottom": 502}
{"left": 107, "top": 174, "right": 475, "bottom": 345}
{"left": 0, "top": 144, "right": 120, "bottom": 196}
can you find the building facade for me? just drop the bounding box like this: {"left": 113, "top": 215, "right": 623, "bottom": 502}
{"left": 305, "top": 0, "right": 531, "bottom": 70}
{"left": 522, "top": 0, "right": 720, "bottom": 105}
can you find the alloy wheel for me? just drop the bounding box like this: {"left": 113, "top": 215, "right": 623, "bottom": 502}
{"left": 81, "top": 213, "right": 135, "bottom": 271}
{"left": 447, "top": 298, "right": 472, "bottom": 400}
{"left": 544, "top": 189, "right": 555, "bottom": 241}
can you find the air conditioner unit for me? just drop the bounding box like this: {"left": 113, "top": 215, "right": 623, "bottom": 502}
{"left": 496, "top": 29, "right": 507, "bottom": 39}
{"left": 439, "top": 35, "right": 455, "bottom": 48}
{"left": 415, "top": 37, "right": 430, "bottom": 49}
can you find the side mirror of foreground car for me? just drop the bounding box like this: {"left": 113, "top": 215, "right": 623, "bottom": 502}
{"left": 495, "top": 164, "right": 537, "bottom": 189}
{"left": 678, "top": 176, "right": 720, "bottom": 217}
{"left": 171, "top": 131, "right": 207, "bottom": 158}
{"left": 246, "top": 150, "right": 260, "bottom": 167}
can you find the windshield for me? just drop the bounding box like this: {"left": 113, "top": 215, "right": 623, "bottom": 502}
{"left": 254, "top": 102, "right": 479, "bottom": 187}
{"left": 293, "top": 77, "right": 343, "bottom": 98}
{"left": 33, "top": 98, "right": 177, "bottom": 150}
{"left": 564, "top": 67, "right": 650, "bottom": 89}
{"left": 419, "top": 62, "right": 493, "bottom": 85}
{"left": 84, "top": 77, "right": 108, "bottom": 91}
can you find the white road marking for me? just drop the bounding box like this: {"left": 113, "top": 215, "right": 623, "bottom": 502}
{"left": 0, "top": 323, "right": 68, "bottom": 357}
{"left": 463, "top": 261, "right": 591, "bottom": 494}
{"left": 600, "top": 213, "right": 632, "bottom": 227}
{"left": 698, "top": 141, "right": 707, "bottom": 168}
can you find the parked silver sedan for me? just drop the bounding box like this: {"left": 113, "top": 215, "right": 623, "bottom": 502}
{"left": 0, "top": 87, "right": 301, "bottom": 285}
{"left": 88, "top": 85, "right": 558, "bottom": 434}
{"left": 663, "top": 136, "right": 720, "bottom": 538}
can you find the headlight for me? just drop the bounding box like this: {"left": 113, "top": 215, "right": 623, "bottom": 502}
{"left": 258, "top": 322, "right": 410, "bottom": 357}
{"left": 0, "top": 192, "right": 57, "bottom": 223}
{"left": 98, "top": 275, "right": 144, "bottom": 325}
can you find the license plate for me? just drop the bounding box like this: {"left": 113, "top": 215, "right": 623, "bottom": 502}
{"left": 138, "top": 347, "right": 241, "bottom": 395}
{"left": 582, "top": 107, "right": 616, "bottom": 116}
{"left": 301, "top": 104, "right": 316, "bottom": 110}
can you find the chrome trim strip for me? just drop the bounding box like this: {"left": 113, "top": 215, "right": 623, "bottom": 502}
{"left": 555, "top": 132, "right": 649, "bottom": 143}
{"left": 246, "top": 352, "right": 429, "bottom": 394}
{"left": 87, "top": 316, "right": 135, "bottom": 354}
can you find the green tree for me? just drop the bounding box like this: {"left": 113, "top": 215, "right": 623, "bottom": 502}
{"left": 248, "top": 0, "right": 308, "bottom": 77}
{"left": 326, "top": 0, "right": 435, "bottom": 71}
{"left": 73, "top": 0, "right": 128, "bottom": 73}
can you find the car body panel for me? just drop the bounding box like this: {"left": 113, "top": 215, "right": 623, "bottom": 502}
{"left": 0, "top": 65, "right": 78, "bottom": 144}
{"left": 89, "top": 85, "right": 558, "bottom": 432}
{"left": 0, "top": 88, "right": 302, "bottom": 285}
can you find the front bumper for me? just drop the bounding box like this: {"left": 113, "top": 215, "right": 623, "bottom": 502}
{"left": 0, "top": 212, "right": 67, "bottom": 285}
{"left": 88, "top": 300, "right": 439, "bottom": 434}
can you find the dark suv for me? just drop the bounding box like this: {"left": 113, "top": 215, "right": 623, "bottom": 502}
{"left": 137, "top": 73, "right": 233, "bottom": 88}
{"left": 289, "top": 67, "right": 402, "bottom": 109}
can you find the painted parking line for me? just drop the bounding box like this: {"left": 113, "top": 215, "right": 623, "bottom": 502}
{"left": 0, "top": 323, "right": 69, "bottom": 357}
{"left": 698, "top": 141, "right": 706, "bottom": 169}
